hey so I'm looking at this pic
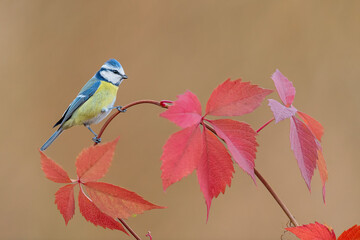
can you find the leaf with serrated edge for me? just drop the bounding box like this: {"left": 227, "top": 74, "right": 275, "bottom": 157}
{"left": 197, "top": 127, "right": 234, "bottom": 221}
{"left": 317, "top": 150, "right": 328, "bottom": 203}
{"left": 268, "top": 99, "right": 297, "bottom": 123}
{"left": 160, "top": 90, "right": 202, "bottom": 128}
{"left": 84, "top": 182, "right": 165, "bottom": 219}
{"left": 209, "top": 119, "right": 258, "bottom": 183}
{"left": 271, "top": 69, "right": 296, "bottom": 107}
{"left": 338, "top": 225, "right": 360, "bottom": 240}
{"left": 40, "top": 151, "right": 71, "bottom": 183}
{"left": 205, "top": 79, "right": 273, "bottom": 117}
{"left": 55, "top": 184, "right": 75, "bottom": 225}
{"left": 78, "top": 188, "right": 127, "bottom": 233}
{"left": 290, "top": 117, "right": 318, "bottom": 190}
{"left": 76, "top": 137, "right": 119, "bottom": 182}
{"left": 286, "top": 222, "right": 336, "bottom": 240}
{"left": 161, "top": 124, "right": 203, "bottom": 190}
{"left": 297, "top": 111, "right": 324, "bottom": 141}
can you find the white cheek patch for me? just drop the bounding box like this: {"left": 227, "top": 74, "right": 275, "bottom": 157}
{"left": 100, "top": 70, "right": 120, "bottom": 85}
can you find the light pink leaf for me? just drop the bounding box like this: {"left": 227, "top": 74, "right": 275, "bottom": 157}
{"left": 78, "top": 188, "right": 128, "bottom": 233}
{"left": 268, "top": 99, "right": 297, "bottom": 123}
{"left": 55, "top": 184, "right": 75, "bottom": 225}
{"left": 209, "top": 119, "right": 258, "bottom": 182}
{"left": 197, "top": 127, "right": 234, "bottom": 221}
{"left": 160, "top": 91, "right": 202, "bottom": 128}
{"left": 290, "top": 117, "right": 319, "bottom": 190}
{"left": 271, "top": 69, "right": 296, "bottom": 106}
{"left": 205, "top": 79, "right": 273, "bottom": 117}
{"left": 161, "top": 124, "right": 203, "bottom": 190}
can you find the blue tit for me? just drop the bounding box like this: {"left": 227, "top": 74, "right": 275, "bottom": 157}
{"left": 40, "top": 59, "right": 128, "bottom": 151}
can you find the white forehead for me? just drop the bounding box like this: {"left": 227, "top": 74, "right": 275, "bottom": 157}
{"left": 102, "top": 63, "right": 120, "bottom": 71}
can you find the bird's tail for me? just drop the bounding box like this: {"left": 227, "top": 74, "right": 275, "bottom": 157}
{"left": 40, "top": 129, "right": 63, "bottom": 151}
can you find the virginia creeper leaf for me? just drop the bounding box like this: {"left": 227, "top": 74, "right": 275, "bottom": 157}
{"left": 286, "top": 222, "right": 336, "bottom": 240}
{"left": 78, "top": 188, "right": 127, "bottom": 233}
{"left": 197, "top": 127, "right": 234, "bottom": 221}
{"left": 161, "top": 124, "right": 203, "bottom": 190}
{"left": 268, "top": 99, "right": 297, "bottom": 123}
{"left": 297, "top": 111, "right": 324, "bottom": 141}
{"left": 290, "top": 117, "right": 319, "bottom": 190}
{"left": 84, "top": 182, "right": 165, "bottom": 219}
{"left": 338, "top": 225, "right": 360, "bottom": 240}
{"left": 76, "top": 137, "right": 120, "bottom": 182}
{"left": 317, "top": 150, "right": 328, "bottom": 203}
{"left": 55, "top": 184, "right": 75, "bottom": 225}
{"left": 271, "top": 69, "right": 296, "bottom": 106}
{"left": 40, "top": 151, "right": 71, "bottom": 183}
{"left": 209, "top": 119, "right": 257, "bottom": 182}
{"left": 205, "top": 79, "right": 273, "bottom": 116}
{"left": 160, "top": 91, "right": 202, "bottom": 128}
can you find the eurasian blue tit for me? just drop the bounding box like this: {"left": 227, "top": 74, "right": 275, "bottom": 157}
{"left": 40, "top": 59, "right": 128, "bottom": 151}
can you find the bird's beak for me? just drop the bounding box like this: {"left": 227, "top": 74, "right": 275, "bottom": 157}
{"left": 122, "top": 74, "right": 128, "bottom": 79}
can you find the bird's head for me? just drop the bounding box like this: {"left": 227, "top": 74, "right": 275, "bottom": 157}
{"left": 96, "top": 59, "right": 128, "bottom": 86}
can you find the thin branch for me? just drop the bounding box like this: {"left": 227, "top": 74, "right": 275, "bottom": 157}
{"left": 118, "top": 218, "right": 142, "bottom": 240}
{"left": 256, "top": 117, "right": 275, "bottom": 133}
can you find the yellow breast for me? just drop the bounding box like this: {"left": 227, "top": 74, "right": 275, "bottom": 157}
{"left": 63, "top": 81, "right": 118, "bottom": 129}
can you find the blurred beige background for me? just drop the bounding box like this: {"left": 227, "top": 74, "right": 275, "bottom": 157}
{"left": 1, "top": 0, "right": 359, "bottom": 239}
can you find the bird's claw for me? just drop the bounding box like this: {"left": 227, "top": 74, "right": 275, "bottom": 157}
{"left": 92, "top": 137, "right": 101, "bottom": 143}
{"left": 116, "top": 106, "right": 126, "bottom": 112}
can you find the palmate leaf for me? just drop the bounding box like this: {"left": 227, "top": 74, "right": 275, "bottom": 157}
{"left": 337, "top": 225, "right": 360, "bottom": 240}
{"left": 40, "top": 151, "right": 71, "bottom": 183}
{"left": 271, "top": 69, "right": 296, "bottom": 106}
{"left": 286, "top": 222, "right": 336, "bottom": 240}
{"left": 55, "top": 184, "right": 75, "bottom": 225}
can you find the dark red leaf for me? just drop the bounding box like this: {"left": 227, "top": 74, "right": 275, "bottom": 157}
{"left": 40, "top": 151, "right": 71, "bottom": 183}
{"left": 78, "top": 188, "right": 127, "bottom": 233}
{"left": 205, "top": 79, "right": 273, "bottom": 117}
{"left": 209, "top": 119, "right": 258, "bottom": 182}
{"left": 338, "top": 225, "right": 360, "bottom": 240}
{"left": 55, "top": 184, "right": 75, "bottom": 225}
{"left": 160, "top": 91, "right": 202, "bottom": 128}
{"left": 76, "top": 137, "right": 119, "bottom": 182}
{"left": 84, "top": 182, "right": 165, "bottom": 219}
{"left": 197, "top": 127, "right": 234, "bottom": 221}
{"left": 161, "top": 124, "right": 203, "bottom": 190}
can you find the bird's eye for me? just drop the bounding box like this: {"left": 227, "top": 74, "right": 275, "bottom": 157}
{"left": 111, "top": 70, "right": 120, "bottom": 74}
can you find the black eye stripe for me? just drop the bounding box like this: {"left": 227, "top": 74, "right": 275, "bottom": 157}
{"left": 110, "top": 69, "right": 120, "bottom": 74}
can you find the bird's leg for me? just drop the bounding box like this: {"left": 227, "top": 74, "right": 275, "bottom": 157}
{"left": 109, "top": 106, "right": 127, "bottom": 112}
{"left": 85, "top": 124, "right": 101, "bottom": 143}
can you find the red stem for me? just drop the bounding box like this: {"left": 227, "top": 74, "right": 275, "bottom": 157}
{"left": 96, "top": 99, "right": 299, "bottom": 236}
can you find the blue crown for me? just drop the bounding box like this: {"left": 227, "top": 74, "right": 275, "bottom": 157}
{"left": 105, "top": 59, "right": 122, "bottom": 69}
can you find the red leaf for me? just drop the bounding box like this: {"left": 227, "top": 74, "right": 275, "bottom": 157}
{"left": 297, "top": 111, "right": 324, "bottom": 141}
{"left": 197, "top": 127, "right": 234, "bottom": 221}
{"left": 161, "top": 124, "right": 203, "bottom": 190}
{"left": 160, "top": 91, "right": 202, "bottom": 128}
{"left": 338, "top": 225, "right": 360, "bottom": 240}
{"left": 209, "top": 119, "right": 258, "bottom": 182}
{"left": 78, "top": 188, "right": 127, "bottom": 233}
{"left": 55, "top": 184, "right": 75, "bottom": 225}
{"left": 271, "top": 69, "right": 296, "bottom": 107}
{"left": 268, "top": 99, "right": 297, "bottom": 123}
{"left": 290, "top": 117, "right": 319, "bottom": 190}
{"left": 76, "top": 137, "right": 119, "bottom": 182}
{"left": 205, "top": 79, "right": 273, "bottom": 117}
{"left": 84, "top": 182, "right": 165, "bottom": 219}
{"left": 317, "top": 150, "right": 328, "bottom": 203}
{"left": 40, "top": 151, "right": 71, "bottom": 183}
{"left": 286, "top": 222, "right": 336, "bottom": 240}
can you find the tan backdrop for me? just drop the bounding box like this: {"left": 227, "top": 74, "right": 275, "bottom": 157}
{"left": 1, "top": 1, "right": 359, "bottom": 239}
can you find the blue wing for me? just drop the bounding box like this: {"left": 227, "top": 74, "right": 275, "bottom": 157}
{"left": 53, "top": 78, "right": 101, "bottom": 128}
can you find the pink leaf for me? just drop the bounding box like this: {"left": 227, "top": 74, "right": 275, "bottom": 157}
{"left": 161, "top": 124, "right": 203, "bottom": 190}
{"left": 290, "top": 117, "right": 319, "bottom": 190}
{"left": 268, "top": 99, "right": 297, "bottom": 123}
{"left": 76, "top": 137, "right": 120, "bottom": 182}
{"left": 55, "top": 184, "right": 75, "bottom": 225}
{"left": 205, "top": 79, "right": 273, "bottom": 117}
{"left": 160, "top": 91, "right": 202, "bottom": 128}
{"left": 209, "top": 119, "right": 258, "bottom": 182}
{"left": 297, "top": 111, "right": 324, "bottom": 141}
{"left": 78, "top": 189, "right": 128, "bottom": 233}
{"left": 197, "top": 127, "right": 234, "bottom": 221}
{"left": 286, "top": 222, "right": 336, "bottom": 240}
{"left": 40, "top": 151, "right": 71, "bottom": 183}
{"left": 84, "top": 182, "right": 165, "bottom": 219}
{"left": 271, "top": 69, "right": 296, "bottom": 106}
